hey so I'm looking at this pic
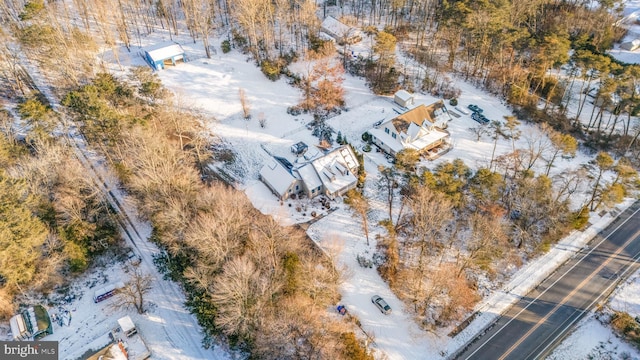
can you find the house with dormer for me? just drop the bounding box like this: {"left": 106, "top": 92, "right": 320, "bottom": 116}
{"left": 259, "top": 145, "right": 359, "bottom": 200}
{"left": 368, "top": 100, "right": 452, "bottom": 158}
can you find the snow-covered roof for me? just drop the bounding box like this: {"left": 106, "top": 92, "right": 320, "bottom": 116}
{"left": 394, "top": 90, "right": 413, "bottom": 102}
{"left": 291, "top": 141, "right": 308, "bottom": 155}
{"left": 9, "top": 314, "right": 27, "bottom": 340}
{"left": 297, "top": 163, "right": 323, "bottom": 191}
{"left": 321, "top": 16, "right": 358, "bottom": 39}
{"left": 311, "top": 146, "right": 358, "bottom": 196}
{"left": 144, "top": 42, "right": 185, "bottom": 62}
{"left": 117, "top": 316, "right": 136, "bottom": 335}
{"left": 259, "top": 159, "right": 297, "bottom": 197}
{"left": 370, "top": 101, "right": 451, "bottom": 154}
{"left": 94, "top": 281, "right": 125, "bottom": 300}
{"left": 369, "top": 127, "right": 404, "bottom": 153}
{"left": 406, "top": 128, "right": 449, "bottom": 152}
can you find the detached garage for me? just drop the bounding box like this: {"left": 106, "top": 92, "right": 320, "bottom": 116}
{"left": 143, "top": 42, "right": 185, "bottom": 70}
{"left": 394, "top": 90, "right": 414, "bottom": 108}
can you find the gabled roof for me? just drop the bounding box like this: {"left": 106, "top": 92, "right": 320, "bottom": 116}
{"left": 321, "top": 16, "right": 358, "bottom": 38}
{"left": 371, "top": 100, "right": 451, "bottom": 154}
{"left": 390, "top": 102, "right": 444, "bottom": 134}
{"left": 394, "top": 90, "right": 413, "bottom": 102}
{"left": 260, "top": 159, "right": 297, "bottom": 197}
{"left": 291, "top": 141, "right": 308, "bottom": 155}
{"left": 144, "top": 42, "right": 185, "bottom": 62}
{"left": 297, "top": 163, "right": 322, "bottom": 191}
{"left": 311, "top": 146, "right": 358, "bottom": 195}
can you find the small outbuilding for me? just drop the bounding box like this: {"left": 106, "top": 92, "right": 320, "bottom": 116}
{"left": 394, "top": 90, "right": 414, "bottom": 108}
{"left": 143, "top": 42, "right": 186, "bottom": 70}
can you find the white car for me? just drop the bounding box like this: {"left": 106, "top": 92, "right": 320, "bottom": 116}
{"left": 371, "top": 295, "right": 392, "bottom": 314}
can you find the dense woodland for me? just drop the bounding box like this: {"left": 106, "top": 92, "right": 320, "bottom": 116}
{"left": 0, "top": 0, "right": 640, "bottom": 357}
{"left": 62, "top": 71, "right": 372, "bottom": 358}
{"left": 0, "top": 107, "right": 120, "bottom": 319}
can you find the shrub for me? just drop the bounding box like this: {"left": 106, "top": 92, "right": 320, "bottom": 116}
{"left": 361, "top": 132, "right": 371, "bottom": 142}
{"left": 571, "top": 206, "right": 590, "bottom": 230}
{"left": 449, "top": 98, "right": 458, "bottom": 106}
{"left": 260, "top": 59, "right": 281, "bottom": 81}
{"left": 340, "top": 332, "right": 373, "bottom": 360}
{"left": 611, "top": 311, "right": 640, "bottom": 346}
{"left": 282, "top": 252, "right": 300, "bottom": 295}
{"left": 221, "top": 40, "right": 231, "bottom": 54}
{"left": 232, "top": 29, "right": 247, "bottom": 49}
{"left": 19, "top": 0, "right": 45, "bottom": 21}
{"left": 286, "top": 106, "right": 303, "bottom": 116}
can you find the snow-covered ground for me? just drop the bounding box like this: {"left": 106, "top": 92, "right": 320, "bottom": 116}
{"left": 3, "top": 2, "right": 640, "bottom": 358}
{"left": 142, "top": 37, "right": 640, "bottom": 359}
{"left": 101, "top": 19, "right": 640, "bottom": 358}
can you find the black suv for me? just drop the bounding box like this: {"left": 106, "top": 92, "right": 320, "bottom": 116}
{"left": 467, "top": 104, "right": 483, "bottom": 113}
{"left": 471, "top": 112, "right": 490, "bottom": 124}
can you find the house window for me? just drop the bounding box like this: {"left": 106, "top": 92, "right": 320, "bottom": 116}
{"left": 296, "top": 185, "right": 299, "bottom": 190}
{"left": 312, "top": 189, "right": 315, "bottom": 194}
{"left": 392, "top": 133, "right": 396, "bottom": 139}
{"left": 289, "top": 188, "right": 292, "bottom": 192}
{"left": 384, "top": 128, "right": 390, "bottom": 134}
{"left": 317, "top": 186, "right": 321, "bottom": 191}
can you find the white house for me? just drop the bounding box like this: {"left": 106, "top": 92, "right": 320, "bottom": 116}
{"left": 394, "top": 90, "right": 414, "bottom": 108}
{"left": 320, "top": 16, "right": 362, "bottom": 44}
{"left": 259, "top": 157, "right": 302, "bottom": 200}
{"left": 368, "top": 101, "right": 452, "bottom": 158}
{"left": 259, "top": 145, "right": 359, "bottom": 200}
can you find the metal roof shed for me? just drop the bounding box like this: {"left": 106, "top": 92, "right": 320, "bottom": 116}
{"left": 143, "top": 42, "right": 185, "bottom": 70}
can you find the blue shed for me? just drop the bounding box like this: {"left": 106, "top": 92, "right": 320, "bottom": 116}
{"left": 143, "top": 42, "right": 186, "bottom": 70}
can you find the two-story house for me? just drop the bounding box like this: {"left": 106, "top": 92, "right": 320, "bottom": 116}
{"left": 259, "top": 145, "right": 359, "bottom": 200}
{"left": 368, "top": 100, "right": 452, "bottom": 158}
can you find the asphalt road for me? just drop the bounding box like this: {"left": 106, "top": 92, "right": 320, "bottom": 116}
{"left": 456, "top": 201, "right": 640, "bottom": 360}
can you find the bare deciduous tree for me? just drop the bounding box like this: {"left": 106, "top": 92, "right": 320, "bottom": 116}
{"left": 239, "top": 88, "right": 251, "bottom": 119}
{"left": 345, "top": 190, "right": 370, "bottom": 245}
{"left": 115, "top": 265, "right": 153, "bottom": 314}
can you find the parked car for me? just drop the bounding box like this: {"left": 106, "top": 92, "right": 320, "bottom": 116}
{"left": 467, "top": 104, "right": 483, "bottom": 113}
{"left": 371, "top": 295, "right": 392, "bottom": 314}
{"left": 471, "top": 112, "right": 490, "bottom": 124}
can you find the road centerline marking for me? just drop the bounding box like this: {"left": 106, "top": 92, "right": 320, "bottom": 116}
{"left": 498, "top": 227, "right": 640, "bottom": 360}
{"left": 461, "top": 203, "right": 640, "bottom": 360}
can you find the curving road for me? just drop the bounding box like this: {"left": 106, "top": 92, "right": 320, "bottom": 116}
{"left": 455, "top": 201, "right": 640, "bottom": 360}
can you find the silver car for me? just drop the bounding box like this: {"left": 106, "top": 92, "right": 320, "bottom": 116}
{"left": 371, "top": 295, "right": 392, "bottom": 314}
